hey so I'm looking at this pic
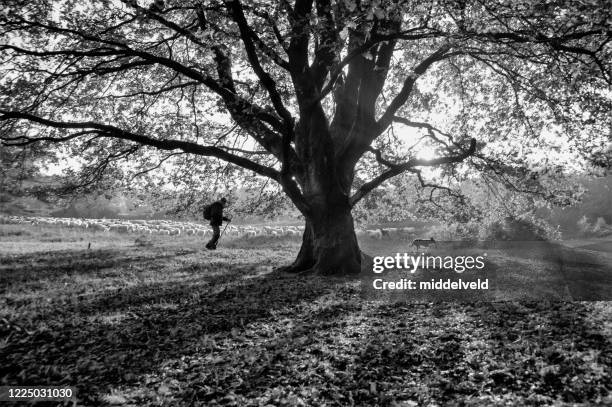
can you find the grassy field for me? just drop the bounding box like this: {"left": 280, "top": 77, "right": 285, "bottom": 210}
{"left": 1, "top": 224, "right": 611, "bottom": 406}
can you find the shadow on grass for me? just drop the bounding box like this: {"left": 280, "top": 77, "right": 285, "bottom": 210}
{"left": 345, "top": 241, "right": 612, "bottom": 404}
{"left": 359, "top": 240, "right": 612, "bottom": 303}
{"left": 340, "top": 300, "right": 612, "bottom": 405}
{"left": 0, "top": 260, "right": 332, "bottom": 405}
{"left": 458, "top": 300, "right": 611, "bottom": 403}
{"left": 1, "top": 239, "right": 611, "bottom": 405}
{"left": 554, "top": 243, "right": 612, "bottom": 300}
{"left": 0, "top": 248, "right": 179, "bottom": 291}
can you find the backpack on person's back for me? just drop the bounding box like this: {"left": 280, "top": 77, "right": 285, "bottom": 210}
{"left": 203, "top": 204, "right": 213, "bottom": 220}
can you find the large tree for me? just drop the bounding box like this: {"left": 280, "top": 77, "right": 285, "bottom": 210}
{"left": 1, "top": 0, "right": 610, "bottom": 274}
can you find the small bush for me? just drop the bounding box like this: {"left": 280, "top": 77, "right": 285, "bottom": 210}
{"left": 479, "top": 216, "right": 559, "bottom": 241}
{"left": 577, "top": 215, "right": 612, "bottom": 237}
{"left": 577, "top": 215, "right": 591, "bottom": 234}
{"left": 593, "top": 217, "right": 608, "bottom": 232}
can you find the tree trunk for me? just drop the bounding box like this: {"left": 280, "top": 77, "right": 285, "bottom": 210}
{"left": 284, "top": 200, "right": 362, "bottom": 275}
{"left": 280, "top": 102, "right": 363, "bottom": 275}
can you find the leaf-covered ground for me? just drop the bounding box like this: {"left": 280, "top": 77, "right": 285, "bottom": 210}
{"left": 1, "top": 224, "right": 611, "bottom": 406}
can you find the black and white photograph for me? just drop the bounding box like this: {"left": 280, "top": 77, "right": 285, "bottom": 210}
{"left": 1, "top": 0, "right": 611, "bottom": 405}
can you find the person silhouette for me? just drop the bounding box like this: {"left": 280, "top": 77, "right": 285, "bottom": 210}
{"left": 205, "top": 197, "right": 230, "bottom": 250}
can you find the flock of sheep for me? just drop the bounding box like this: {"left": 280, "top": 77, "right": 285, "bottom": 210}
{"left": 0, "top": 215, "right": 416, "bottom": 241}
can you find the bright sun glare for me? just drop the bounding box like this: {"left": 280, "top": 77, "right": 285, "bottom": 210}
{"left": 395, "top": 124, "right": 439, "bottom": 161}
{"left": 415, "top": 144, "right": 437, "bottom": 160}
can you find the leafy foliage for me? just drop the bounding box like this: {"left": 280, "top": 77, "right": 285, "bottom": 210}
{"left": 0, "top": 0, "right": 610, "bottom": 218}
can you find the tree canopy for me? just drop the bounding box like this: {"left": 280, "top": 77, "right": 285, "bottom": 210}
{"left": 1, "top": 0, "right": 610, "bottom": 273}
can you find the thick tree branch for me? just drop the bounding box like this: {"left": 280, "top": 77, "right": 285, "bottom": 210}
{"left": 350, "top": 138, "right": 476, "bottom": 206}
{"left": 234, "top": 5, "right": 291, "bottom": 69}
{"left": 0, "top": 111, "right": 280, "bottom": 180}
{"left": 226, "top": 0, "right": 293, "bottom": 132}
{"left": 286, "top": 0, "right": 314, "bottom": 105}
{"left": 376, "top": 45, "right": 451, "bottom": 132}
{"left": 310, "top": 0, "right": 338, "bottom": 89}
{"left": 206, "top": 43, "right": 301, "bottom": 179}
{"left": 339, "top": 44, "right": 455, "bottom": 166}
